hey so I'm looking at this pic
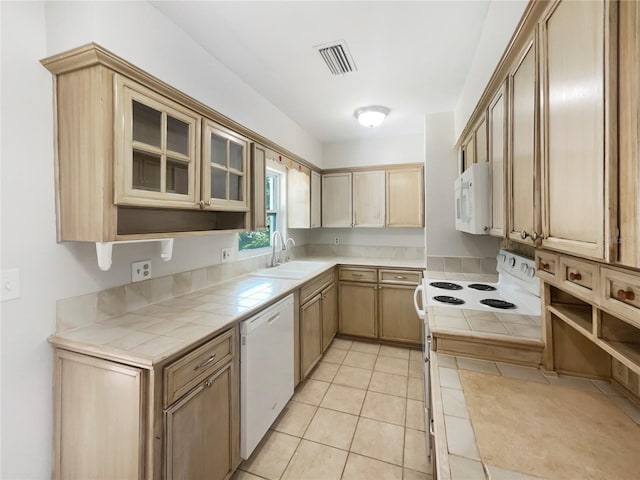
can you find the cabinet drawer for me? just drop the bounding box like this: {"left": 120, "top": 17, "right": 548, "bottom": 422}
{"left": 536, "top": 251, "right": 559, "bottom": 282}
{"left": 164, "top": 328, "right": 235, "bottom": 407}
{"left": 559, "top": 256, "right": 597, "bottom": 300}
{"left": 600, "top": 268, "right": 640, "bottom": 327}
{"left": 300, "top": 269, "right": 335, "bottom": 304}
{"left": 379, "top": 269, "right": 422, "bottom": 285}
{"left": 339, "top": 267, "right": 377, "bottom": 283}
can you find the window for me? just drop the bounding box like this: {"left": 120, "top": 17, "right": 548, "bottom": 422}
{"left": 238, "top": 170, "right": 280, "bottom": 252}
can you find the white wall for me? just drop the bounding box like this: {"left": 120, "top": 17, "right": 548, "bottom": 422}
{"left": 0, "top": 2, "right": 322, "bottom": 477}
{"left": 425, "top": 112, "right": 500, "bottom": 258}
{"left": 454, "top": 0, "right": 527, "bottom": 140}
{"left": 322, "top": 133, "right": 423, "bottom": 170}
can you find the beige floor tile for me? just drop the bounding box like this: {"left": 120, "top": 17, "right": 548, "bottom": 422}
{"left": 409, "top": 349, "right": 423, "bottom": 362}
{"left": 438, "top": 367, "right": 462, "bottom": 389}
{"left": 406, "top": 399, "right": 425, "bottom": 431}
{"left": 231, "top": 470, "right": 264, "bottom": 480}
{"left": 440, "top": 387, "right": 469, "bottom": 419}
{"left": 375, "top": 355, "right": 409, "bottom": 376}
{"left": 350, "top": 340, "right": 381, "bottom": 355}
{"left": 309, "top": 362, "right": 340, "bottom": 382}
{"left": 437, "top": 354, "right": 457, "bottom": 368}
{"left": 322, "top": 346, "right": 348, "bottom": 364}
{"left": 456, "top": 357, "right": 500, "bottom": 376}
{"left": 271, "top": 401, "right": 317, "bottom": 437}
{"left": 449, "top": 455, "right": 484, "bottom": 480}
{"left": 404, "top": 428, "right": 429, "bottom": 473}
{"left": 361, "top": 391, "right": 407, "bottom": 426}
{"left": 591, "top": 378, "right": 622, "bottom": 396}
{"left": 331, "top": 337, "right": 353, "bottom": 350}
{"left": 379, "top": 344, "right": 411, "bottom": 360}
{"left": 293, "top": 379, "right": 330, "bottom": 406}
{"left": 342, "top": 453, "right": 403, "bottom": 480}
{"left": 320, "top": 384, "right": 366, "bottom": 415}
{"left": 281, "top": 439, "right": 347, "bottom": 480}
{"left": 545, "top": 374, "right": 601, "bottom": 393}
{"left": 407, "top": 376, "right": 424, "bottom": 401}
{"left": 496, "top": 363, "right": 549, "bottom": 384}
{"left": 486, "top": 463, "right": 541, "bottom": 480}
{"left": 343, "top": 350, "right": 378, "bottom": 369}
{"left": 403, "top": 468, "right": 432, "bottom": 480}
{"left": 351, "top": 417, "right": 405, "bottom": 466}
{"left": 302, "top": 407, "right": 358, "bottom": 450}
{"left": 408, "top": 360, "right": 423, "bottom": 379}
{"left": 444, "top": 415, "right": 479, "bottom": 460}
{"left": 333, "top": 365, "right": 373, "bottom": 389}
{"left": 240, "top": 430, "right": 300, "bottom": 480}
{"left": 368, "top": 371, "right": 408, "bottom": 397}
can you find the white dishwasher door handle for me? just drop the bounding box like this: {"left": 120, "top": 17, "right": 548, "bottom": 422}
{"left": 413, "top": 284, "right": 425, "bottom": 320}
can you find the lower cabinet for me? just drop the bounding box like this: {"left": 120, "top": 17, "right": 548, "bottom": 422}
{"left": 321, "top": 282, "right": 338, "bottom": 351}
{"left": 53, "top": 326, "right": 239, "bottom": 480}
{"left": 338, "top": 266, "right": 423, "bottom": 345}
{"left": 300, "top": 293, "right": 323, "bottom": 379}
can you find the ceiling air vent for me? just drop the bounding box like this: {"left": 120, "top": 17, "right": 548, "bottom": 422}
{"left": 314, "top": 41, "right": 357, "bottom": 75}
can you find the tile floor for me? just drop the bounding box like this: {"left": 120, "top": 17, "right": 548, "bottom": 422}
{"left": 234, "top": 338, "right": 432, "bottom": 480}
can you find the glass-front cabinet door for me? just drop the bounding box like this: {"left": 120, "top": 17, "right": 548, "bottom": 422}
{"left": 202, "top": 120, "right": 249, "bottom": 211}
{"left": 115, "top": 76, "right": 200, "bottom": 208}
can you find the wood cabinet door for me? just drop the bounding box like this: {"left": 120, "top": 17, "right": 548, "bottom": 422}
{"left": 310, "top": 171, "right": 322, "bottom": 228}
{"left": 115, "top": 75, "right": 200, "bottom": 209}
{"left": 339, "top": 282, "right": 377, "bottom": 338}
{"left": 475, "top": 116, "right": 488, "bottom": 164}
{"left": 321, "top": 282, "right": 337, "bottom": 351}
{"left": 462, "top": 135, "right": 476, "bottom": 172}
{"left": 353, "top": 170, "right": 386, "bottom": 227}
{"left": 287, "top": 168, "right": 311, "bottom": 228}
{"left": 202, "top": 120, "right": 250, "bottom": 211}
{"left": 300, "top": 294, "right": 323, "bottom": 379}
{"left": 488, "top": 83, "right": 508, "bottom": 237}
{"left": 386, "top": 167, "right": 424, "bottom": 227}
{"left": 618, "top": 0, "right": 640, "bottom": 268}
{"left": 165, "top": 362, "right": 237, "bottom": 480}
{"left": 508, "top": 36, "right": 540, "bottom": 245}
{"left": 322, "top": 173, "right": 353, "bottom": 227}
{"left": 379, "top": 285, "right": 422, "bottom": 345}
{"left": 540, "top": 0, "right": 608, "bottom": 260}
{"left": 250, "top": 143, "right": 267, "bottom": 231}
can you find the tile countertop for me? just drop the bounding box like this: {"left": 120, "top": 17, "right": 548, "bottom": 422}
{"left": 48, "top": 257, "right": 426, "bottom": 368}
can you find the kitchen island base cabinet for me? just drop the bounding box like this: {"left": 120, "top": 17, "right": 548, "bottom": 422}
{"left": 379, "top": 285, "right": 422, "bottom": 345}
{"left": 339, "top": 282, "right": 378, "bottom": 339}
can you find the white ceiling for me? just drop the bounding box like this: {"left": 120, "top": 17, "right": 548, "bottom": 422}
{"left": 151, "top": 1, "right": 491, "bottom": 143}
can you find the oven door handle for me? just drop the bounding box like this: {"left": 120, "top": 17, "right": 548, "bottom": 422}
{"left": 413, "top": 284, "right": 425, "bottom": 319}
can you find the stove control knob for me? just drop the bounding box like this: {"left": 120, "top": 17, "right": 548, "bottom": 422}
{"left": 526, "top": 266, "right": 536, "bottom": 278}
{"left": 497, "top": 253, "right": 506, "bottom": 264}
{"left": 509, "top": 257, "right": 516, "bottom": 268}
{"left": 520, "top": 263, "right": 528, "bottom": 273}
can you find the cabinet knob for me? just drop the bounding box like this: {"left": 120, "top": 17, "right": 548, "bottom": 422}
{"left": 531, "top": 231, "right": 539, "bottom": 241}
{"left": 569, "top": 272, "right": 582, "bottom": 281}
{"left": 617, "top": 289, "right": 636, "bottom": 301}
{"left": 539, "top": 262, "right": 550, "bottom": 270}
{"left": 394, "top": 275, "right": 406, "bottom": 279}
{"left": 197, "top": 200, "right": 211, "bottom": 209}
{"left": 521, "top": 231, "right": 530, "bottom": 240}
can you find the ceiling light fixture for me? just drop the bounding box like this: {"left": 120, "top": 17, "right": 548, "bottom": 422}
{"left": 354, "top": 106, "right": 390, "bottom": 128}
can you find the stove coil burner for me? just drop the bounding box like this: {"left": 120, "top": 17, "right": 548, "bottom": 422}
{"left": 480, "top": 299, "right": 516, "bottom": 309}
{"left": 433, "top": 295, "right": 465, "bottom": 305}
{"left": 429, "top": 282, "right": 463, "bottom": 290}
{"left": 468, "top": 283, "right": 497, "bottom": 291}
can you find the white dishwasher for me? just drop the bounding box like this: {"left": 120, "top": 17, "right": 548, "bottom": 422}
{"left": 240, "top": 294, "right": 294, "bottom": 459}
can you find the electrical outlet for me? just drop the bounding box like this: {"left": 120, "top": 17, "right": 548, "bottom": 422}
{"left": 131, "top": 260, "right": 151, "bottom": 282}
{"left": 334, "top": 236, "right": 340, "bottom": 245}
{"left": 613, "top": 359, "right": 629, "bottom": 386}
{"left": 221, "top": 248, "right": 232, "bottom": 263}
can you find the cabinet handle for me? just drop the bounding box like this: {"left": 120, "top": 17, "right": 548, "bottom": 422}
{"left": 531, "top": 231, "right": 539, "bottom": 241}
{"left": 204, "top": 379, "right": 213, "bottom": 388}
{"left": 521, "top": 231, "right": 530, "bottom": 240}
{"left": 394, "top": 275, "right": 406, "bottom": 279}
{"left": 539, "top": 262, "right": 550, "bottom": 271}
{"left": 569, "top": 272, "right": 582, "bottom": 281}
{"left": 617, "top": 289, "right": 636, "bottom": 301}
{"left": 197, "top": 200, "right": 212, "bottom": 209}
{"left": 194, "top": 354, "right": 217, "bottom": 371}
{"left": 351, "top": 273, "right": 363, "bottom": 277}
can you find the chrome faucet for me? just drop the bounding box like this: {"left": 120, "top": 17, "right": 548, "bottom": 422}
{"left": 271, "top": 231, "right": 284, "bottom": 267}
{"left": 284, "top": 237, "right": 296, "bottom": 262}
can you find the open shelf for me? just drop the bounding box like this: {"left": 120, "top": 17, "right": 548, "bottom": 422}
{"left": 548, "top": 304, "right": 593, "bottom": 338}
{"left": 598, "top": 312, "right": 640, "bottom": 377}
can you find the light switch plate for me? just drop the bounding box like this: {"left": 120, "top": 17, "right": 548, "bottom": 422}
{"left": 1, "top": 269, "right": 21, "bottom": 302}
{"left": 131, "top": 260, "right": 151, "bottom": 282}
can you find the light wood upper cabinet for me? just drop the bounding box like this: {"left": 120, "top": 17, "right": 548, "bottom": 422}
{"left": 488, "top": 84, "right": 507, "bottom": 237}
{"left": 540, "top": 0, "right": 610, "bottom": 260}
{"left": 475, "top": 117, "right": 488, "bottom": 164}
{"left": 353, "top": 170, "right": 386, "bottom": 227}
{"left": 387, "top": 167, "right": 424, "bottom": 227}
{"left": 322, "top": 172, "right": 353, "bottom": 227}
{"left": 115, "top": 76, "right": 201, "bottom": 209}
{"left": 508, "top": 35, "right": 540, "bottom": 245}
{"left": 461, "top": 135, "right": 476, "bottom": 172}
{"left": 618, "top": 0, "right": 640, "bottom": 268}
{"left": 310, "top": 171, "right": 322, "bottom": 228}
{"left": 202, "top": 120, "right": 250, "bottom": 211}
{"left": 287, "top": 168, "right": 321, "bottom": 229}
{"left": 250, "top": 144, "right": 267, "bottom": 231}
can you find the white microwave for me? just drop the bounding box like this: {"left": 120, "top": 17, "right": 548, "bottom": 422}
{"left": 454, "top": 162, "right": 490, "bottom": 235}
